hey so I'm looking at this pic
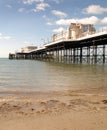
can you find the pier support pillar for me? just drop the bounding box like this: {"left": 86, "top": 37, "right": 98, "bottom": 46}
{"left": 80, "top": 47, "right": 82, "bottom": 63}
{"left": 73, "top": 48, "right": 76, "bottom": 63}
{"left": 103, "top": 45, "right": 105, "bottom": 64}
{"left": 87, "top": 47, "right": 90, "bottom": 63}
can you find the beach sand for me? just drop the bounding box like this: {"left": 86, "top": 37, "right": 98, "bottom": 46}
{"left": 0, "top": 89, "right": 107, "bottom": 130}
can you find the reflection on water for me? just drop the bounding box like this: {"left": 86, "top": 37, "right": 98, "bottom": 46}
{"left": 0, "top": 58, "right": 107, "bottom": 92}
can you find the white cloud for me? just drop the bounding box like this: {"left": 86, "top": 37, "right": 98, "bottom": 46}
{"left": 52, "top": 27, "right": 65, "bottom": 33}
{"left": 56, "top": 19, "right": 75, "bottom": 25}
{"left": 79, "top": 16, "right": 100, "bottom": 24}
{"left": 47, "top": 22, "right": 53, "bottom": 25}
{"left": 52, "top": 10, "right": 67, "bottom": 18}
{"left": 32, "top": 2, "right": 50, "bottom": 12}
{"left": 22, "top": 0, "right": 63, "bottom": 5}
{"left": 18, "top": 8, "right": 25, "bottom": 12}
{"left": 56, "top": 16, "right": 100, "bottom": 25}
{"left": 50, "top": 0, "right": 63, "bottom": 4}
{"left": 36, "top": 2, "right": 50, "bottom": 11}
{"left": 83, "top": 5, "right": 107, "bottom": 14}
{"left": 22, "top": 0, "right": 44, "bottom": 4}
{"left": 0, "top": 33, "right": 11, "bottom": 40}
{"left": 101, "top": 17, "right": 107, "bottom": 24}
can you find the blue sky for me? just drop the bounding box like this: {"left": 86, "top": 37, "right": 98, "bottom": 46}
{"left": 0, "top": 0, "right": 107, "bottom": 57}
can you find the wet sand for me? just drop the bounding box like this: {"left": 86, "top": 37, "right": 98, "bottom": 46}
{"left": 0, "top": 89, "right": 107, "bottom": 130}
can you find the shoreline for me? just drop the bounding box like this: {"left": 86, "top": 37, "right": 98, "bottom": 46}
{"left": 0, "top": 87, "right": 107, "bottom": 96}
{"left": 0, "top": 89, "right": 107, "bottom": 130}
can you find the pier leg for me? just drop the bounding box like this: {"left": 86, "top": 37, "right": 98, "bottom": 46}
{"left": 77, "top": 48, "right": 79, "bottom": 63}
{"left": 63, "top": 48, "right": 66, "bottom": 62}
{"left": 92, "top": 45, "right": 97, "bottom": 64}
{"left": 57, "top": 47, "right": 59, "bottom": 62}
{"left": 73, "top": 48, "right": 75, "bottom": 63}
{"left": 87, "top": 47, "right": 90, "bottom": 63}
{"left": 61, "top": 49, "right": 63, "bottom": 62}
{"left": 92, "top": 41, "right": 95, "bottom": 64}
{"left": 80, "top": 47, "right": 82, "bottom": 63}
{"left": 103, "top": 45, "right": 105, "bottom": 64}
{"left": 71, "top": 48, "right": 73, "bottom": 63}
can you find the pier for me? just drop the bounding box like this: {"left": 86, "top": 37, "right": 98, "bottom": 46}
{"left": 9, "top": 23, "right": 107, "bottom": 64}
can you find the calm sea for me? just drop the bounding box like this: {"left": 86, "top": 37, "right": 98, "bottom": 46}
{"left": 0, "top": 58, "right": 107, "bottom": 92}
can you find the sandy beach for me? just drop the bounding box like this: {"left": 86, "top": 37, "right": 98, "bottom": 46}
{"left": 0, "top": 89, "right": 107, "bottom": 130}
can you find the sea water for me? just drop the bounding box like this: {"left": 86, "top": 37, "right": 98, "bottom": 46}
{"left": 0, "top": 58, "right": 107, "bottom": 92}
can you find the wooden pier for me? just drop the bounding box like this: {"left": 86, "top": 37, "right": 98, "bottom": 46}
{"left": 9, "top": 23, "right": 107, "bottom": 64}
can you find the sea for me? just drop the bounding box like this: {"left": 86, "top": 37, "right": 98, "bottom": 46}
{"left": 0, "top": 58, "right": 107, "bottom": 92}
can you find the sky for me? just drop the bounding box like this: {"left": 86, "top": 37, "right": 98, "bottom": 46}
{"left": 0, "top": 0, "right": 107, "bottom": 57}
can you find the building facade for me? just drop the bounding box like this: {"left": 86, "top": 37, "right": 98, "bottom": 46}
{"left": 51, "top": 23, "right": 96, "bottom": 42}
{"left": 21, "top": 46, "right": 37, "bottom": 53}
